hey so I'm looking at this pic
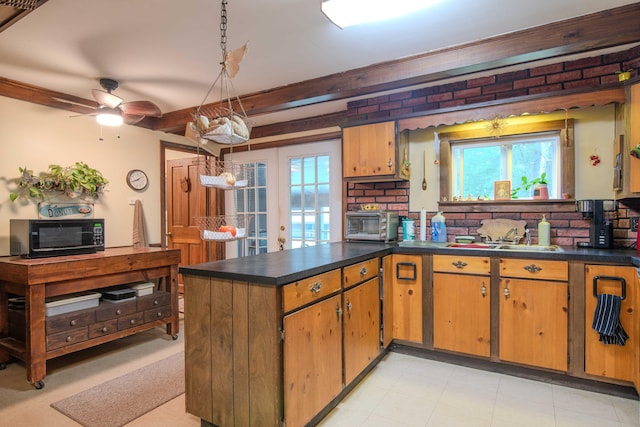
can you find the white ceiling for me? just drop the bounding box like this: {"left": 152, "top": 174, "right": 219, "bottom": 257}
{"left": 0, "top": 0, "right": 638, "bottom": 127}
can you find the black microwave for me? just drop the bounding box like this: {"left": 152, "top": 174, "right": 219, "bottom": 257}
{"left": 10, "top": 218, "right": 105, "bottom": 258}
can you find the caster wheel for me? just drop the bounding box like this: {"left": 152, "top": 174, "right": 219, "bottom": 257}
{"left": 34, "top": 380, "right": 45, "bottom": 390}
{"left": 171, "top": 334, "right": 179, "bottom": 341}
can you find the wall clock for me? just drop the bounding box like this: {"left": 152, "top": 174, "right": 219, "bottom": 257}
{"left": 126, "top": 169, "right": 149, "bottom": 191}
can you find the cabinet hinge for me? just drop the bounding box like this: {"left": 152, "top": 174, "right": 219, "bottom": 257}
{"left": 279, "top": 327, "right": 285, "bottom": 341}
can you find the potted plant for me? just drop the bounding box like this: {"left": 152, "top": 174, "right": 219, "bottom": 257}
{"left": 510, "top": 173, "right": 548, "bottom": 199}
{"left": 616, "top": 68, "right": 634, "bottom": 82}
{"left": 9, "top": 162, "right": 108, "bottom": 202}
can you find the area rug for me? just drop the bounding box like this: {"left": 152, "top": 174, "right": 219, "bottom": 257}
{"left": 51, "top": 352, "right": 185, "bottom": 427}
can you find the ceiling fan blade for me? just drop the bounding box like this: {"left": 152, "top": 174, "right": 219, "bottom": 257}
{"left": 92, "top": 89, "right": 123, "bottom": 109}
{"left": 120, "top": 101, "right": 162, "bottom": 117}
{"left": 123, "top": 113, "right": 145, "bottom": 125}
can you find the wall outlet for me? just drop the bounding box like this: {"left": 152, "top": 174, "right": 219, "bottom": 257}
{"left": 631, "top": 216, "right": 639, "bottom": 232}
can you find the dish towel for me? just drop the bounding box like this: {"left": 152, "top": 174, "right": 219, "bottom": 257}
{"left": 592, "top": 293, "right": 628, "bottom": 346}
{"left": 132, "top": 199, "right": 149, "bottom": 248}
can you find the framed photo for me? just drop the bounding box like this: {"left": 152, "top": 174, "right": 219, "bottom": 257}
{"left": 494, "top": 180, "right": 511, "bottom": 200}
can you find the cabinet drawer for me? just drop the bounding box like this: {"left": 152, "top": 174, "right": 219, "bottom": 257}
{"left": 282, "top": 269, "right": 342, "bottom": 313}
{"left": 118, "top": 312, "right": 145, "bottom": 330}
{"left": 47, "top": 327, "right": 88, "bottom": 350}
{"left": 89, "top": 319, "right": 118, "bottom": 338}
{"left": 95, "top": 300, "right": 137, "bottom": 321}
{"left": 46, "top": 309, "right": 96, "bottom": 335}
{"left": 343, "top": 258, "right": 379, "bottom": 289}
{"left": 137, "top": 292, "right": 170, "bottom": 311}
{"left": 433, "top": 255, "right": 490, "bottom": 275}
{"left": 499, "top": 258, "right": 568, "bottom": 281}
{"left": 144, "top": 306, "right": 172, "bottom": 323}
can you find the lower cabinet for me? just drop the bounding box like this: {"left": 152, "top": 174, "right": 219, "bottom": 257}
{"left": 343, "top": 277, "right": 380, "bottom": 384}
{"left": 283, "top": 294, "right": 343, "bottom": 427}
{"left": 433, "top": 255, "right": 491, "bottom": 357}
{"left": 498, "top": 258, "right": 568, "bottom": 371}
{"left": 384, "top": 254, "right": 423, "bottom": 343}
{"left": 585, "top": 265, "right": 637, "bottom": 383}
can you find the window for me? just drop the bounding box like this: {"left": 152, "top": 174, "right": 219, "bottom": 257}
{"left": 439, "top": 119, "right": 574, "bottom": 201}
{"left": 451, "top": 132, "right": 560, "bottom": 199}
{"left": 234, "top": 161, "right": 268, "bottom": 256}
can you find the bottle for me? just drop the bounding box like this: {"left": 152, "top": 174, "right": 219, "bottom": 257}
{"left": 431, "top": 212, "right": 447, "bottom": 243}
{"left": 538, "top": 214, "right": 550, "bottom": 246}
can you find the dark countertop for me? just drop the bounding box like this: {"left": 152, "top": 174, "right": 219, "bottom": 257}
{"left": 179, "top": 241, "right": 640, "bottom": 285}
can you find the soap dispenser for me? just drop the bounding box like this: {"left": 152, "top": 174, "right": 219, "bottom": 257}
{"left": 538, "top": 214, "right": 550, "bottom": 246}
{"left": 431, "top": 211, "right": 447, "bottom": 242}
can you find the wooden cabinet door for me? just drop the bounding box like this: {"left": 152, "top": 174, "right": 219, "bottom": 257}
{"left": 433, "top": 272, "right": 490, "bottom": 357}
{"left": 391, "top": 254, "right": 423, "bottom": 343}
{"left": 343, "top": 278, "right": 380, "bottom": 384}
{"left": 283, "top": 294, "right": 343, "bottom": 427}
{"left": 499, "top": 277, "right": 568, "bottom": 371}
{"left": 343, "top": 121, "right": 397, "bottom": 178}
{"left": 585, "top": 265, "right": 637, "bottom": 382}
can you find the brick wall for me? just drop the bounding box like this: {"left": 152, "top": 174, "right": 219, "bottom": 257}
{"left": 346, "top": 174, "right": 640, "bottom": 249}
{"left": 346, "top": 46, "right": 640, "bottom": 121}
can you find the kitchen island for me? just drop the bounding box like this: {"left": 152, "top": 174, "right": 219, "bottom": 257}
{"left": 181, "top": 242, "right": 640, "bottom": 427}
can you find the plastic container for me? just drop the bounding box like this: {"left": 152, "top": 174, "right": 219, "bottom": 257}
{"left": 538, "top": 214, "right": 550, "bottom": 246}
{"left": 402, "top": 218, "right": 415, "bottom": 241}
{"left": 431, "top": 212, "right": 447, "bottom": 243}
{"left": 45, "top": 292, "right": 101, "bottom": 317}
{"left": 131, "top": 282, "right": 155, "bottom": 297}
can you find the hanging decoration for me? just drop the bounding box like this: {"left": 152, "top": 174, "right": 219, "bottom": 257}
{"left": 194, "top": 0, "right": 252, "bottom": 145}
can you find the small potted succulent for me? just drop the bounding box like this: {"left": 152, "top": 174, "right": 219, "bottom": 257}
{"left": 616, "top": 68, "right": 634, "bottom": 82}
{"left": 510, "top": 173, "right": 548, "bottom": 199}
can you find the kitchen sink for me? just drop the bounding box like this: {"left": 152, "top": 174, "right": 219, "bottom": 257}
{"left": 494, "top": 244, "right": 564, "bottom": 252}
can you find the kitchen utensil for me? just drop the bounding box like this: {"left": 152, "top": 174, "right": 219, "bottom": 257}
{"left": 422, "top": 151, "right": 427, "bottom": 190}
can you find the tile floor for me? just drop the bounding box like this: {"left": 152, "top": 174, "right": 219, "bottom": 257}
{"left": 1, "top": 306, "right": 638, "bottom": 426}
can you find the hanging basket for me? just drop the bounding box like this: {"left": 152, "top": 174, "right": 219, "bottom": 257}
{"left": 197, "top": 159, "right": 253, "bottom": 190}
{"left": 195, "top": 214, "right": 253, "bottom": 241}
{"left": 194, "top": 106, "right": 253, "bottom": 145}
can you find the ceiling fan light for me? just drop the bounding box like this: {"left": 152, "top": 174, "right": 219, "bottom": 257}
{"left": 321, "top": 0, "right": 441, "bottom": 28}
{"left": 96, "top": 108, "right": 123, "bottom": 126}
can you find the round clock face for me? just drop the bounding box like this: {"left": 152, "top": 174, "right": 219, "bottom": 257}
{"left": 127, "top": 169, "right": 148, "bottom": 191}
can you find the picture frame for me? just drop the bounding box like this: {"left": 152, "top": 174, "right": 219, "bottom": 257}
{"left": 494, "top": 180, "right": 511, "bottom": 200}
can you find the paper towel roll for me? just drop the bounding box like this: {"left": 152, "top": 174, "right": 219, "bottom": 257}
{"left": 420, "top": 209, "right": 427, "bottom": 241}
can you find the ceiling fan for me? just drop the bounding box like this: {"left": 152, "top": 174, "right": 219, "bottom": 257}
{"left": 91, "top": 78, "right": 162, "bottom": 126}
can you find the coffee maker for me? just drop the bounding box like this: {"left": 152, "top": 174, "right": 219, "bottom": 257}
{"left": 576, "top": 199, "right": 617, "bottom": 248}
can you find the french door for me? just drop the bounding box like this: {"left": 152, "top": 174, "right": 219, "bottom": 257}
{"left": 224, "top": 140, "right": 342, "bottom": 257}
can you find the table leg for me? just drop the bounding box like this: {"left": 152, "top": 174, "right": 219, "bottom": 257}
{"left": 0, "top": 288, "right": 8, "bottom": 364}
{"left": 26, "top": 284, "right": 46, "bottom": 387}
{"left": 167, "top": 264, "right": 179, "bottom": 338}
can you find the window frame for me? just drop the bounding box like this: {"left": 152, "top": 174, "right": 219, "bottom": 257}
{"left": 438, "top": 119, "right": 574, "bottom": 202}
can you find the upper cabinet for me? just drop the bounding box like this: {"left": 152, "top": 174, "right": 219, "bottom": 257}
{"left": 342, "top": 121, "right": 409, "bottom": 181}
{"left": 615, "top": 81, "right": 640, "bottom": 198}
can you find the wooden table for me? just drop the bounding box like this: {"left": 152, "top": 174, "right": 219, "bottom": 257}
{"left": 0, "top": 246, "right": 181, "bottom": 388}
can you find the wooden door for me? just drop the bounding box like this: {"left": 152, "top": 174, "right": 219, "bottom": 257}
{"left": 343, "top": 278, "right": 380, "bottom": 384}
{"left": 499, "top": 277, "right": 568, "bottom": 371}
{"left": 391, "top": 254, "right": 423, "bottom": 343}
{"left": 433, "top": 272, "right": 490, "bottom": 357}
{"left": 342, "top": 121, "right": 396, "bottom": 178}
{"left": 283, "top": 294, "right": 342, "bottom": 427}
{"left": 585, "top": 265, "right": 637, "bottom": 382}
{"left": 166, "top": 157, "right": 218, "bottom": 291}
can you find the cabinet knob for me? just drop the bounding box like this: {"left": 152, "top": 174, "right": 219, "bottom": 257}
{"left": 116, "top": 309, "right": 121, "bottom": 315}
{"left": 346, "top": 300, "right": 353, "bottom": 312}
{"left": 310, "top": 282, "right": 322, "bottom": 294}
{"left": 157, "top": 311, "right": 163, "bottom": 318}
{"left": 503, "top": 284, "right": 510, "bottom": 299}
{"left": 153, "top": 300, "right": 159, "bottom": 305}
{"left": 481, "top": 282, "right": 487, "bottom": 298}
{"left": 101, "top": 327, "right": 108, "bottom": 333}
{"left": 387, "top": 159, "right": 393, "bottom": 168}
{"left": 130, "top": 319, "right": 136, "bottom": 325}
{"left": 70, "top": 320, "right": 77, "bottom": 326}
{"left": 66, "top": 336, "right": 72, "bottom": 342}
{"left": 360, "top": 267, "right": 367, "bottom": 276}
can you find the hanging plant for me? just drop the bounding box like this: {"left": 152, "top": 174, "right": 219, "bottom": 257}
{"left": 10, "top": 162, "right": 108, "bottom": 202}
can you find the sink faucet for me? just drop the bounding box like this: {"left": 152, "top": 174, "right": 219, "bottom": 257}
{"left": 524, "top": 229, "right": 531, "bottom": 245}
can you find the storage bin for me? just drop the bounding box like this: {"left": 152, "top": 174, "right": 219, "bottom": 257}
{"left": 45, "top": 292, "right": 101, "bottom": 317}
{"left": 130, "top": 282, "right": 155, "bottom": 297}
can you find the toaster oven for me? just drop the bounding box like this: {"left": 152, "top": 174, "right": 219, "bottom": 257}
{"left": 345, "top": 211, "right": 398, "bottom": 242}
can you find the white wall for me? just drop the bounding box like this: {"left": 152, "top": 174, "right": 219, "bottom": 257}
{"left": 0, "top": 96, "right": 193, "bottom": 255}
{"left": 408, "top": 104, "right": 617, "bottom": 212}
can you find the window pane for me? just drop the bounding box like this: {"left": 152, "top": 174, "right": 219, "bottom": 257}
{"left": 317, "top": 155, "right": 330, "bottom": 183}
{"left": 303, "top": 157, "right": 315, "bottom": 184}
{"left": 304, "top": 185, "right": 315, "bottom": 212}
{"left": 290, "top": 158, "right": 302, "bottom": 185}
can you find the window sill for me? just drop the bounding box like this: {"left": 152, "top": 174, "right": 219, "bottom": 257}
{"left": 438, "top": 199, "right": 576, "bottom": 213}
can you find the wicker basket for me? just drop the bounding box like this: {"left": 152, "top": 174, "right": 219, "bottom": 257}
{"left": 194, "top": 106, "right": 253, "bottom": 145}
{"left": 195, "top": 214, "right": 253, "bottom": 241}
{"left": 198, "top": 159, "right": 253, "bottom": 190}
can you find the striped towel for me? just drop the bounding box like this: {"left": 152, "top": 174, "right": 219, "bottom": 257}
{"left": 592, "top": 293, "right": 628, "bottom": 346}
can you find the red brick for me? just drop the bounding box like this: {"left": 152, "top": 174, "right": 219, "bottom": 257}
{"left": 389, "top": 91, "right": 412, "bottom": 101}
{"left": 454, "top": 87, "right": 482, "bottom": 99}
{"left": 357, "top": 105, "right": 379, "bottom": 114}
{"left": 482, "top": 82, "right": 514, "bottom": 95}
{"left": 563, "top": 77, "right": 600, "bottom": 89}
{"left": 530, "top": 63, "right": 564, "bottom": 76}
{"left": 427, "top": 92, "right": 452, "bottom": 103}
{"left": 368, "top": 95, "right": 389, "bottom": 105}
{"left": 466, "top": 94, "right": 496, "bottom": 104}
{"left": 379, "top": 100, "right": 403, "bottom": 111}
{"left": 496, "top": 70, "right": 529, "bottom": 83}
{"left": 347, "top": 99, "right": 367, "bottom": 109}
{"left": 583, "top": 64, "right": 620, "bottom": 78}
{"left": 565, "top": 56, "right": 602, "bottom": 70}
{"left": 496, "top": 89, "right": 527, "bottom": 99}
{"left": 546, "top": 70, "right": 582, "bottom": 84}
{"left": 439, "top": 99, "right": 467, "bottom": 108}
{"left": 528, "top": 84, "right": 562, "bottom": 94}
{"left": 402, "top": 96, "right": 428, "bottom": 107}
{"left": 513, "top": 76, "right": 546, "bottom": 89}
{"left": 467, "top": 75, "right": 496, "bottom": 88}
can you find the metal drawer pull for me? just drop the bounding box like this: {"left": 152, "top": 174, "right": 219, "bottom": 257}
{"left": 503, "top": 283, "right": 510, "bottom": 299}
{"left": 310, "top": 282, "right": 322, "bottom": 294}
{"left": 396, "top": 262, "right": 417, "bottom": 281}
{"left": 130, "top": 319, "right": 136, "bottom": 325}
{"left": 157, "top": 311, "right": 163, "bottom": 317}
{"left": 523, "top": 264, "right": 542, "bottom": 274}
{"left": 360, "top": 267, "right": 368, "bottom": 276}
{"left": 346, "top": 300, "right": 352, "bottom": 312}
{"left": 116, "top": 309, "right": 121, "bottom": 315}
{"left": 153, "top": 300, "right": 159, "bottom": 305}
{"left": 70, "top": 320, "right": 77, "bottom": 326}
{"left": 452, "top": 261, "right": 468, "bottom": 269}
{"left": 481, "top": 282, "right": 487, "bottom": 298}
{"left": 336, "top": 305, "right": 343, "bottom": 317}
{"left": 593, "top": 275, "right": 626, "bottom": 300}
{"left": 66, "top": 336, "right": 72, "bottom": 342}
{"left": 101, "top": 327, "right": 108, "bottom": 333}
